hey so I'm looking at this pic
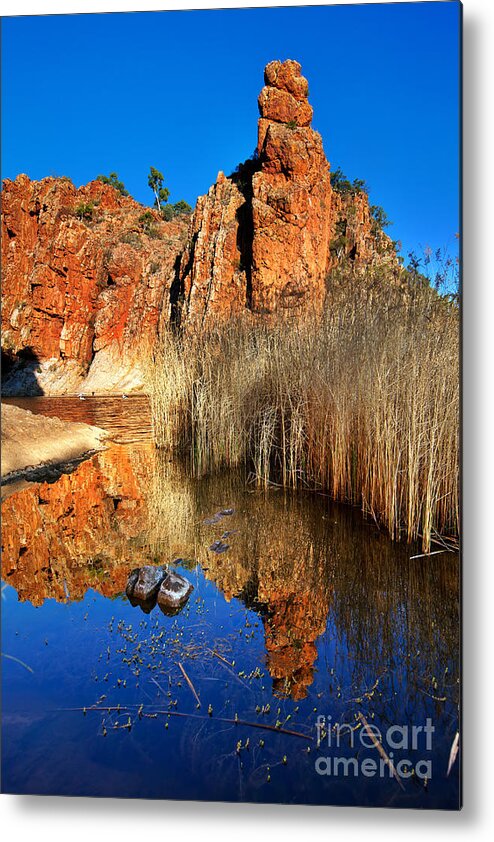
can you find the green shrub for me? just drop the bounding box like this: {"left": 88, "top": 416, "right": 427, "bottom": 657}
{"left": 370, "top": 204, "right": 392, "bottom": 230}
{"left": 161, "top": 205, "right": 175, "bottom": 222}
{"left": 330, "top": 167, "right": 353, "bottom": 194}
{"left": 96, "top": 172, "right": 129, "bottom": 196}
{"left": 138, "top": 210, "right": 160, "bottom": 237}
{"left": 75, "top": 201, "right": 95, "bottom": 221}
{"left": 330, "top": 168, "right": 368, "bottom": 196}
{"left": 171, "top": 199, "right": 193, "bottom": 217}
{"left": 161, "top": 201, "right": 193, "bottom": 221}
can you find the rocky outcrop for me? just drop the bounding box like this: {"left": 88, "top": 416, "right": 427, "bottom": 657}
{"left": 177, "top": 59, "right": 399, "bottom": 325}
{"left": 250, "top": 60, "right": 332, "bottom": 313}
{"left": 1, "top": 59, "right": 400, "bottom": 392}
{"left": 1, "top": 176, "right": 188, "bottom": 394}
{"left": 173, "top": 172, "right": 248, "bottom": 328}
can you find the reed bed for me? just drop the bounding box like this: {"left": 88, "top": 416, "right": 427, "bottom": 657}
{"left": 148, "top": 274, "right": 459, "bottom": 551}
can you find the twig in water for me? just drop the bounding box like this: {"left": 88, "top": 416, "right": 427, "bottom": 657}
{"left": 1, "top": 653, "right": 34, "bottom": 673}
{"left": 178, "top": 661, "right": 201, "bottom": 707}
{"left": 144, "top": 709, "right": 312, "bottom": 739}
{"left": 58, "top": 705, "right": 312, "bottom": 740}
{"left": 210, "top": 649, "right": 234, "bottom": 667}
{"left": 358, "top": 712, "right": 405, "bottom": 790}
{"left": 447, "top": 731, "right": 459, "bottom": 776}
{"left": 209, "top": 652, "right": 252, "bottom": 692}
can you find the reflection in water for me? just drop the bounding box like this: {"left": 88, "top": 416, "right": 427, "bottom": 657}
{"left": 1, "top": 395, "right": 152, "bottom": 443}
{"left": 2, "top": 443, "right": 459, "bottom": 702}
{"left": 1, "top": 412, "right": 460, "bottom": 806}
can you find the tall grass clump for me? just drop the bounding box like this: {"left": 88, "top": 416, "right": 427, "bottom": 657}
{"left": 148, "top": 271, "right": 459, "bottom": 551}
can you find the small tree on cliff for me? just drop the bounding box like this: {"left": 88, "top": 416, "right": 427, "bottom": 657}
{"left": 370, "top": 204, "right": 392, "bottom": 230}
{"left": 96, "top": 172, "right": 129, "bottom": 196}
{"left": 148, "top": 167, "right": 170, "bottom": 213}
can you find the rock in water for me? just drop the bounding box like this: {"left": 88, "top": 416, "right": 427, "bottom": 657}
{"left": 126, "top": 565, "right": 166, "bottom": 602}
{"left": 157, "top": 571, "right": 193, "bottom": 615}
{"left": 209, "top": 540, "right": 230, "bottom": 554}
{"left": 125, "top": 568, "right": 140, "bottom": 598}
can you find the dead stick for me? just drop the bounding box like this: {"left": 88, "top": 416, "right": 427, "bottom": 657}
{"left": 358, "top": 712, "right": 405, "bottom": 790}
{"left": 57, "top": 706, "right": 312, "bottom": 740}
{"left": 178, "top": 661, "right": 201, "bottom": 707}
{"left": 210, "top": 649, "right": 234, "bottom": 668}
{"left": 145, "top": 709, "right": 312, "bottom": 739}
{"left": 210, "top": 650, "right": 252, "bottom": 692}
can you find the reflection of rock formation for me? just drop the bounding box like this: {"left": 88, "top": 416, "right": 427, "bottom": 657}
{"left": 199, "top": 513, "right": 331, "bottom": 700}
{"left": 2, "top": 444, "right": 459, "bottom": 700}
{"left": 1, "top": 445, "right": 156, "bottom": 605}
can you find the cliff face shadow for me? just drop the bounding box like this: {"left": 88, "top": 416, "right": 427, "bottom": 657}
{"left": 169, "top": 233, "right": 198, "bottom": 331}
{"left": 231, "top": 155, "right": 261, "bottom": 310}
{"left": 1, "top": 347, "right": 45, "bottom": 395}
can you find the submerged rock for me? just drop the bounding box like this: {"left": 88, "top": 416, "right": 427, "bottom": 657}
{"left": 126, "top": 565, "right": 166, "bottom": 602}
{"left": 157, "top": 571, "right": 193, "bottom": 615}
{"left": 203, "top": 508, "right": 235, "bottom": 525}
{"left": 209, "top": 540, "right": 230, "bottom": 554}
{"left": 125, "top": 565, "right": 193, "bottom": 616}
{"left": 125, "top": 568, "right": 140, "bottom": 598}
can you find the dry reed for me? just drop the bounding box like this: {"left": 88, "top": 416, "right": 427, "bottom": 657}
{"left": 147, "top": 273, "right": 459, "bottom": 551}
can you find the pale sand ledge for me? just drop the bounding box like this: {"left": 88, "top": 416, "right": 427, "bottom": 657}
{"left": 1, "top": 404, "right": 109, "bottom": 482}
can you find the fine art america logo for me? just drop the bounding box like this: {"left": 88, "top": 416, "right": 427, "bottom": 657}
{"left": 314, "top": 714, "right": 434, "bottom": 785}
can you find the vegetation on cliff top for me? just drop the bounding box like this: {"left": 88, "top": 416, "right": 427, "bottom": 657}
{"left": 96, "top": 171, "right": 129, "bottom": 196}
{"left": 330, "top": 166, "right": 392, "bottom": 231}
{"left": 147, "top": 165, "right": 192, "bottom": 219}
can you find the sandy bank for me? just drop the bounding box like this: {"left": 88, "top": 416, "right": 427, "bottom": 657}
{"left": 1, "top": 403, "right": 109, "bottom": 484}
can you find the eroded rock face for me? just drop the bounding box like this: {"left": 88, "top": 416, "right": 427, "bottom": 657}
{"left": 175, "top": 172, "right": 248, "bottom": 329}
{"left": 1, "top": 175, "right": 188, "bottom": 394}
{"left": 1, "top": 59, "right": 401, "bottom": 389}
{"left": 178, "top": 59, "right": 399, "bottom": 325}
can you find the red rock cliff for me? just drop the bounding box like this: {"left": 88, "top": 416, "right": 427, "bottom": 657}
{"left": 176, "top": 59, "right": 399, "bottom": 326}
{"left": 1, "top": 60, "right": 400, "bottom": 391}
{"left": 1, "top": 176, "right": 188, "bottom": 394}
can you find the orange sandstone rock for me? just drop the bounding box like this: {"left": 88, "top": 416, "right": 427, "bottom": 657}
{"left": 1, "top": 176, "right": 188, "bottom": 393}
{"left": 258, "top": 87, "right": 313, "bottom": 128}
{"left": 1, "top": 59, "right": 400, "bottom": 388}
{"left": 251, "top": 61, "right": 332, "bottom": 313}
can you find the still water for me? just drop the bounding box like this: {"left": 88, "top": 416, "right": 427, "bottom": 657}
{"left": 1, "top": 398, "right": 460, "bottom": 807}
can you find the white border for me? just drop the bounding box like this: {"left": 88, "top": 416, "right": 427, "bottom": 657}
{"left": 2, "top": 0, "right": 494, "bottom": 837}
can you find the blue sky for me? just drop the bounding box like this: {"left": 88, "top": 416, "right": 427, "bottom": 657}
{"left": 1, "top": 2, "right": 461, "bottom": 263}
